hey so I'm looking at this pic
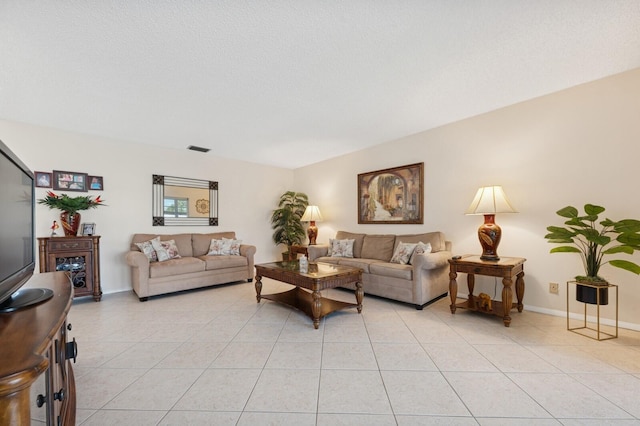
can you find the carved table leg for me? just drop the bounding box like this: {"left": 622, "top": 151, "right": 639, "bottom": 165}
{"left": 467, "top": 273, "right": 475, "bottom": 309}
{"left": 515, "top": 271, "right": 525, "bottom": 312}
{"left": 312, "top": 290, "right": 321, "bottom": 329}
{"left": 255, "top": 275, "right": 262, "bottom": 303}
{"left": 502, "top": 276, "right": 513, "bottom": 327}
{"left": 449, "top": 270, "right": 458, "bottom": 314}
{"left": 355, "top": 281, "right": 363, "bottom": 313}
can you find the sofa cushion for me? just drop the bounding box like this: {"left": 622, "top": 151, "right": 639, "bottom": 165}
{"left": 334, "top": 258, "right": 383, "bottom": 274}
{"left": 394, "top": 232, "right": 446, "bottom": 252}
{"left": 207, "top": 238, "right": 242, "bottom": 255}
{"left": 369, "top": 262, "right": 413, "bottom": 280}
{"left": 199, "top": 255, "right": 248, "bottom": 270}
{"left": 192, "top": 232, "right": 237, "bottom": 256}
{"left": 328, "top": 238, "right": 355, "bottom": 258}
{"left": 149, "top": 257, "right": 205, "bottom": 278}
{"left": 361, "top": 234, "right": 396, "bottom": 262}
{"left": 135, "top": 236, "right": 160, "bottom": 262}
{"left": 151, "top": 239, "right": 182, "bottom": 262}
{"left": 390, "top": 242, "right": 418, "bottom": 265}
{"left": 409, "top": 242, "right": 432, "bottom": 265}
{"left": 335, "top": 231, "right": 366, "bottom": 258}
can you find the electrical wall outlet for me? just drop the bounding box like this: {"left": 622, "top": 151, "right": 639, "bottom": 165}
{"left": 549, "top": 282, "right": 559, "bottom": 294}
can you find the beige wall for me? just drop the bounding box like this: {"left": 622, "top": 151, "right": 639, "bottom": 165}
{"left": 294, "top": 68, "right": 640, "bottom": 329}
{"left": 2, "top": 67, "right": 639, "bottom": 328}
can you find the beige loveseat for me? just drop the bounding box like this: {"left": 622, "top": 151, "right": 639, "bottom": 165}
{"left": 307, "top": 231, "right": 452, "bottom": 309}
{"left": 125, "top": 232, "right": 256, "bottom": 301}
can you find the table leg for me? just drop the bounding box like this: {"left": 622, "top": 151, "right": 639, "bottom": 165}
{"left": 255, "top": 275, "right": 262, "bottom": 303}
{"left": 515, "top": 271, "right": 525, "bottom": 312}
{"left": 312, "top": 290, "right": 321, "bottom": 329}
{"left": 467, "top": 273, "right": 475, "bottom": 309}
{"left": 501, "top": 276, "right": 513, "bottom": 327}
{"left": 355, "top": 281, "right": 363, "bottom": 313}
{"left": 449, "top": 269, "right": 458, "bottom": 314}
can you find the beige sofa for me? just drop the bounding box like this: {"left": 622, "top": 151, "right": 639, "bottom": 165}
{"left": 125, "top": 232, "right": 256, "bottom": 301}
{"left": 307, "top": 231, "right": 452, "bottom": 309}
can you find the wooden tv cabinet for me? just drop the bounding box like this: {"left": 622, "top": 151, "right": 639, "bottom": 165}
{"left": 0, "top": 272, "right": 77, "bottom": 425}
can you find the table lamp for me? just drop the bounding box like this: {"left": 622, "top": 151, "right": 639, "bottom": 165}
{"left": 465, "top": 186, "right": 517, "bottom": 261}
{"left": 301, "top": 205, "right": 323, "bottom": 245}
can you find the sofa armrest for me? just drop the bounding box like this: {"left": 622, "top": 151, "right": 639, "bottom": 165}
{"left": 308, "top": 244, "right": 329, "bottom": 261}
{"left": 412, "top": 251, "right": 452, "bottom": 270}
{"left": 240, "top": 244, "right": 256, "bottom": 280}
{"left": 125, "top": 251, "right": 150, "bottom": 299}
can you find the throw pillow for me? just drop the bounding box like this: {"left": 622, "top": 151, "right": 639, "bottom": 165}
{"left": 329, "top": 238, "right": 355, "bottom": 258}
{"left": 207, "top": 238, "right": 242, "bottom": 255}
{"left": 135, "top": 236, "right": 160, "bottom": 262}
{"left": 222, "top": 237, "right": 242, "bottom": 255}
{"left": 151, "top": 239, "right": 181, "bottom": 262}
{"left": 390, "top": 242, "right": 418, "bottom": 265}
{"left": 409, "top": 241, "right": 433, "bottom": 265}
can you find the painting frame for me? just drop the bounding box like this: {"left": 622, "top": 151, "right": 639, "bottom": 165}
{"left": 357, "top": 162, "right": 424, "bottom": 224}
{"left": 81, "top": 223, "right": 96, "bottom": 236}
{"left": 88, "top": 175, "right": 104, "bottom": 190}
{"left": 35, "top": 171, "right": 53, "bottom": 188}
{"left": 52, "top": 170, "right": 88, "bottom": 192}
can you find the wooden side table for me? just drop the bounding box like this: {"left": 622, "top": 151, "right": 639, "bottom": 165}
{"left": 38, "top": 236, "right": 102, "bottom": 301}
{"left": 288, "top": 245, "right": 309, "bottom": 260}
{"left": 449, "top": 255, "right": 526, "bottom": 327}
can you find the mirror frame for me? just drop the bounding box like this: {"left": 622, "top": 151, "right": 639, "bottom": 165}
{"left": 152, "top": 174, "right": 219, "bottom": 226}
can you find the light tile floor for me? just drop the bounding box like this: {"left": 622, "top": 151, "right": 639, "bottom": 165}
{"left": 68, "top": 279, "right": 640, "bottom": 425}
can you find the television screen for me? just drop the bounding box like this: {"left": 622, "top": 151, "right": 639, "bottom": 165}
{"left": 0, "top": 140, "right": 35, "bottom": 306}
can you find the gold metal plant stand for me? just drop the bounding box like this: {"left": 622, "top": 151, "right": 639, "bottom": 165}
{"left": 566, "top": 280, "right": 618, "bottom": 341}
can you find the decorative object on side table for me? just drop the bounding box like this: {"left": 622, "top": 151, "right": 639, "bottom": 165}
{"left": 545, "top": 204, "right": 640, "bottom": 305}
{"left": 270, "top": 191, "right": 309, "bottom": 260}
{"left": 81, "top": 223, "right": 96, "bottom": 236}
{"left": 300, "top": 205, "right": 323, "bottom": 245}
{"left": 465, "top": 185, "right": 517, "bottom": 261}
{"left": 38, "top": 191, "right": 106, "bottom": 236}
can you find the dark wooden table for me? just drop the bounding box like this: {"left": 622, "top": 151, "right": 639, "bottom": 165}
{"left": 255, "top": 261, "right": 363, "bottom": 329}
{"left": 448, "top": 255, "right": 526, "bottom": 327}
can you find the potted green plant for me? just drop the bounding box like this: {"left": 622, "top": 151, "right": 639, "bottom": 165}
{"left": 270, "top": 191, "right": 308, "bottom": 261}
{"left": 544, "top": 204, "right": 640, "bottom": 304}
{"left": 38, "top": 191, "right": 105, "bottom": 236}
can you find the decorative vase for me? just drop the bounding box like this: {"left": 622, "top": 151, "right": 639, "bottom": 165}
{"left": 576, "top": 281, "right": 609, "bottom": 305}
{"left": 60, "top": 212, "right": 81, "bottom": 237}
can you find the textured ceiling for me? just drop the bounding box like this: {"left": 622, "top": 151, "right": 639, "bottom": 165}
{"left": 2, "top": 1, "right": 640, "bottom": 169}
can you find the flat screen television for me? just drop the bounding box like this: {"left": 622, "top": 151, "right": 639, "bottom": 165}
{"left": 0, "top": 139, "right": 51, "bottom": 312}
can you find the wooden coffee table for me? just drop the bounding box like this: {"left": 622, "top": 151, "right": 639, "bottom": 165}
{"left": 255, "top": 261, "right": 363, "bottom": 329}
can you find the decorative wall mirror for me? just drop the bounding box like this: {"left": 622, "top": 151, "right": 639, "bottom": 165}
{"left": 152, "top": 175, "right": 218, "bottom": 226}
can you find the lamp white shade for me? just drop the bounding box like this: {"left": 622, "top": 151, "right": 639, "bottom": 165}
{"left": 465, "top": 186, "right": 517, "bottom": 215}
{"left": 301, "top": 205, "right": 323, "bottom": 222}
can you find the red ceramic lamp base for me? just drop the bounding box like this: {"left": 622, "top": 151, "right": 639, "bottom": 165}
{"left": 478, "top": 214, "right": 502, "bottom": 261}
{"left": 307, "top": 221, "right": 318, "bottom": 245}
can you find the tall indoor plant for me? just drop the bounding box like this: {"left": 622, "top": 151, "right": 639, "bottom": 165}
{"left": 544, "top": 204, "right": 640, "bottom": 304}
{"left": 270, "top": 191, "right": 308, "bottom": 260}
{"left": 38, "top": 191, "right": 105, "bottom": 236}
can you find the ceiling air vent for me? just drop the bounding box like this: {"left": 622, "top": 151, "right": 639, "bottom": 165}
{"left": 187, "top": 145, "right": 210, "bottom": 153}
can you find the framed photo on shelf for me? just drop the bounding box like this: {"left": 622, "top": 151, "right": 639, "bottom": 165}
{"left": 81, "top": 223, "right": 96, "bottom": 236}
{"left": 88, "top": 175, "right": 104, "bottom": 190}
{"left": 52, "top": 170, "right": 88, "bottom": 192}
{"left": 35, "top": 171, "right": 53, "bottom": 188}
{"left": 357, "top": 162, "right": 424, "bottom": 224}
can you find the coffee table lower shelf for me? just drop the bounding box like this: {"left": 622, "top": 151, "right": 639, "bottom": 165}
{"left": 260, "top": 287, "right": 358, "bottom": 328}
